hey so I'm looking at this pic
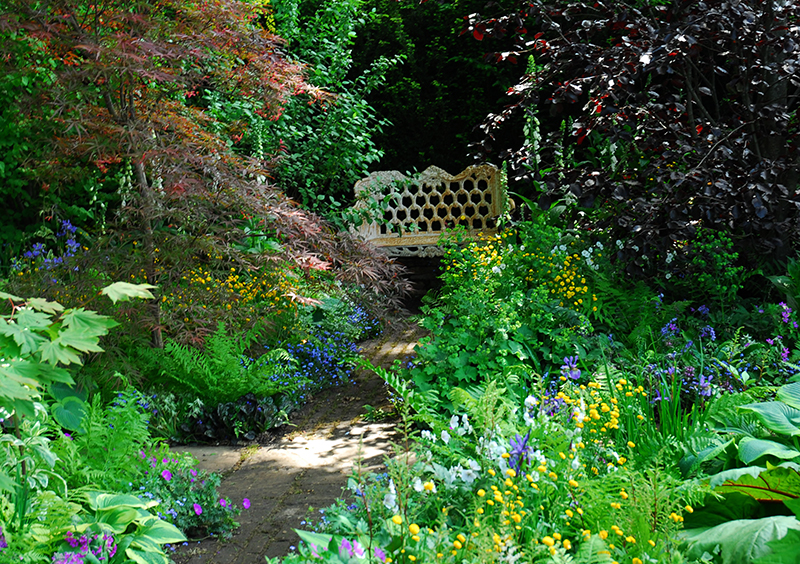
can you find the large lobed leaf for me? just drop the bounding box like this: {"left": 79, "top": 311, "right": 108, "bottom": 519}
{"left": 682, "top": 516, "right": 800, "bottom": 564}
{"left": 709, "top": 463, "right": 800, "bottom": 502}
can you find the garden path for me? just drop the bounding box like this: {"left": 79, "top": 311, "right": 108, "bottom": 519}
{"left": 170, "top": 319, "right": 427, "bottom": 564}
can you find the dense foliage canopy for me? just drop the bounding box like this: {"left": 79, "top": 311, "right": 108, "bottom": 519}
{"left": 465, "top": 0, "right": 800, "bottom": 275}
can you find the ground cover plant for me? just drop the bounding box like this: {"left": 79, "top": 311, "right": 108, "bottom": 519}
{"left": 0, "top": 285, "right": 249, "bottom": 562}
{"left": 275, "top": 200, "right": 800, "bottom": 564}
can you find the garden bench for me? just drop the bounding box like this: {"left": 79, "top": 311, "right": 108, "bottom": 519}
{"left": 353, "top": 164, "right": 505, "bottom": 257}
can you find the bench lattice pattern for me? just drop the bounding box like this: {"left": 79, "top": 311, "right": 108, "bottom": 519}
{"left": 354, "top": 165, "right": 502, "bottom": 257}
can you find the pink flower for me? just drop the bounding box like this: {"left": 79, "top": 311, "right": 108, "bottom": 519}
{"left": 219, "top": 499, "right": 227, "bottom": 507}
{"left": 190, "top": 469, "right": 197, "bottom": 477}
{"left": 193, "top": 504, "right": 202, "bottom": 515}
{"left": 242, "top": 498, "right": 250, "bottom": 509}
{"left": 161, "top": 470, "right": 172, "bottom": 481}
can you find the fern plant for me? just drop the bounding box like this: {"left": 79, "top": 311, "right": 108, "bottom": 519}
{"left": 144, "top": 322, "right": 297, "bottom": 405}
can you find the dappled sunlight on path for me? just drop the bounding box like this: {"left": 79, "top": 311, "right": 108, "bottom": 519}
{"left": 171, "top": 321, "right": 427, "bottom": 564}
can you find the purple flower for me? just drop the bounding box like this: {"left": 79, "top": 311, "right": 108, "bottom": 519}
{"left": 242, "top": 498, "right": 250, "bottom": 509}
{"left": 0, "top": 525, "right": 7, "bottom": 550}
{"left": 190, "top": 469, "right": 197, "bottom": 477}
{"left": 508, "top": 430, "right": 533, "bottom": 474}
{"left": 193, "top": 503, "right": 203, "bottom": 515}
{"left": 161, "top": 469, "right": 172, "bottom": 482}
{"left": 699, "top": 325, "right": 716, "bottom": 341}
{"left": 219, "top": 499, "right": 227, "bottom": 507}
{"left": 374, "top": 547, "right": 387, "bottom": 562}
{"left": 560, "top": 356, "right": 581, "bottom": 380}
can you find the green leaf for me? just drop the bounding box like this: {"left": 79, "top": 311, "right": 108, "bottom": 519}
{"left": 0, "top": 470, "right": 15, "bottom": 494}
{"left": 739, "top": 437, "right": 800, "bottom": 464}
{"left": 682, "top": 516, "right": 800, "bottom": 564}
{"left": 0, "top": 361, "right": 40, "bottom": 401}
{"left": 0, "top": 291, "right": 23, "bottom": 302}
{"left": 0, "top": 316, "right": 47, "bottom": 356}
{"left": 754, "top": 527, "right": 800, "bottom": 564}
{"left": 709, "top": 463, "right": 800, "bottom": 502}
{"left": 295, "top": 529, "right": 333, "bottom": 551}
{"left": 101, "top": 282, "right": 157, "bottom": 304}
{"left": 135, "top": 516, "right": 186, "bottom": 544}
{"left": 88, "top": 492, "right": 158, "bottom": 511}
{"left": 61, "top": 308, "right": 117, "bottom": 337}
{"left": 58, "top": 326, "right": 106, "bottom": 354}
{"left": 38, "top": 338, "right": 83, "bottom": 366}
{"left": 97, "top": 507, "right": 140, "bottom": 533}
{"left": 778, "top": 383, "right": 800, "bottom": 411}
{"left": 740, "top": 402, "right": 800, "bottom": 436}
{"left": 26, "top": 297, "right": 64, "bottom": 315}
{"left": 126, "top": 547, "right": 169, "bottom": 564}
{"left": 52, "top": 396, "right": 87, "bottom": 431}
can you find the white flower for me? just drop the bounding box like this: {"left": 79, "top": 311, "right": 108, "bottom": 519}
{"left": 441, "top": 430, "right": 451, "bottom": 445}
{"left": 596, "top": 242, "right": 604, "bottom": 250}
{"left": 559, "top": 244, "right": 567, "bottom": 252}
{"left": 383, "top": 480, "right": 399, "bottom": 512}
{"left": 581, "top": 250, "right": 590, "bottom": 258}
{"left": 571, "top": 455, "right": 581, "bottom": 470}
{"left": 491, "top": 265, "right": 502, "bottom": 275}
{"left": 459, "top": 467, "right": 479, "bottom": 484}
{"left": 666, "top": 272, "right": 672, "bottom": 279}
{"left": 632, "top": 245, "right": 640, "bottom": 252}
{"left": 616, "top": 239, "right": 624, "bottom": 249}
{"left": 449, "top": 415, "right": 459, "bottom": 429}
{"left": 413, "top": 477, "right": 424, "bottom": 492}
{"left": 520, "top": 245, "right": 526, "bottom": 251}
{"left": 421, "top": 429, "right": 436, "bottom": 443}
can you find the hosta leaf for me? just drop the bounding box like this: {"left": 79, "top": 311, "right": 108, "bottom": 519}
{"left": 739, "top": 402, "right": 800, "bottom": 436}
{"left": 101, "top": 282, "right": 157, "bottom": 304}
{"left": 777, "top": 382, "right": 800, "bottom": 411}
{"left": 682, "top": 516, "right": 800, "bottom": 564}
{"left": 709, "top": 463, "right": 800, "bottom": 501}
{"left": 738, "top": 437, "right": 800, "bottom": 464}
{"left": 134, "top": 516, "right": 186, "bottom": 544}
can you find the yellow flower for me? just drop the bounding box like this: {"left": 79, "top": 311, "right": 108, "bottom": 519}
{"left": 453, "top": 540, "right": 463, "bottom": 550}
{"left": 627, "top": 441, "right": 636, "bottom": 448}
{"left": 477, "top": 489, "right": 486, "bottom": 497}
{"left": 409, "top": 524, "right": 420, "bottom": 535}
{"left": 599, "top": 530, "right": 608, "bottom": 540}
{"left": 568, "top": 479, "right": 579, "bottom": 488}
{"left": 685, "top": 505, "right": 694, "bottom": 513}
{"left": 506, "top": 468, "right": 516, "bottom": 477}
{"left": 542, "top": 536, "right": 555, "bottom": 547}
{"left": 392, "top": 515, "right": 402, "bottom": 525}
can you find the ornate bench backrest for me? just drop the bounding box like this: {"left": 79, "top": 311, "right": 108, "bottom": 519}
{"left": 353, "top": 165, "right": 502, "bottom": 257}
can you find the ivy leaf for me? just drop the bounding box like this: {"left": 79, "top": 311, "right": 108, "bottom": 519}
{"left": 101, "top": 282, "right": 157, "bottom": 304}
